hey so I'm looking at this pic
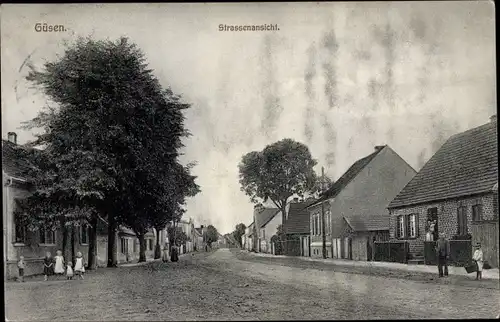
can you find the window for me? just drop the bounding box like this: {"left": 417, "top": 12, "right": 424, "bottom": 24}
{"left": 120, "top": 237, "right": 128, "bottom": 254}
{"left": 133, "top": 240, "right": 137, "bottom": 253}
{"left": 409, "top": 214, "right": 417, "bottom": 238}
{"left": 80, "top": 226, "right": 90, "bottom": 245}
{"left": 261, "top": 229, "right": 265, "bottom": 239}
{"left": 148, "top": 239, "right": 153, "bottom": 251}
{"left": 316, "top": 214, "right": 321, "bottom": 235}
{"left": 457, "top": 206, "right": 468, "bottom": 235}
{"left": 472, "top": 204, "right": 483, "bottom": 222}
{"left": 326, "top": 211, "right": 331, "bottom": 235}
{"left": 39, "top": 227, "right": 56, "bottom": 245}
{"left": 14, "top": 213, "right": 27, "bottom": 244}
{"left": 396, "top": 214, "right": 418, "bottom": 239}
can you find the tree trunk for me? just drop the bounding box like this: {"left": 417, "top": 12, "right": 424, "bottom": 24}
{"left": 61, "top": 219, "right": 70, "bottom": 261}
{"left": 71, "top": 225, "right": 76, "bottom": 264}
{"left": 107, "top": 215, "right": 117, "bottom": 267}
{"left": 87, "top": 214, "right": 98, "bottom": 270}
{"left": 154, "top": 227, "right": 162, "bottom": 259}
{"left": 137, "top": 233, "right": 147, "bottom": 262}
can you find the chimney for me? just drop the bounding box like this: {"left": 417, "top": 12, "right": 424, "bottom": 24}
{"left": 375, "top": 145, "right": 385, "bottom": 151}
{"left": 200, "top": 225, "right": 204, "bottom": 229}
{"left": 490, "top": 115, "right": 497, "bottom": 123}
{"left": 7, "top": 132, "right": 17, "bottom": 144}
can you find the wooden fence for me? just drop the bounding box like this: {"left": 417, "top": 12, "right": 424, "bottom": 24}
{"left": 273, "top": 240, "right": 301, "bottom": 256}
{"left": 424, "top": 240, "right": 472, "bottom": 266}
{"left": 471, "top": 220, "right": 499, "bottom": 268}
{"left": 373, "top": 241, "right": 409, "bottom": 263}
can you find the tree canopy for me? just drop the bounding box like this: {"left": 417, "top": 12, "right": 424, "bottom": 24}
{"left": 238, "top": 138, "right": 318, "bottom": 217}
{"left": 231, "top": 223, "right": 246, "bottom": 247}
{"left": 205, "top": 225, "right": 219, "bottom": 246}
{"left": 15, "top": 36, "right": 200, "bottom": 264}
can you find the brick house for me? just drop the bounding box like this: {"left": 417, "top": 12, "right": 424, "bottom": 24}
{"left": 388, "top": 116, "right": 499, "bottom": 266}
{"left": 307, "top": 145, "right": 416, "bottom": 259}
{"left": 282, "top": 198, "right": 316, "bottom": 257}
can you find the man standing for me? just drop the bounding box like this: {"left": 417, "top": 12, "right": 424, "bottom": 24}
{"left": 436, "top": 233, "right": 450, "bottom": 277}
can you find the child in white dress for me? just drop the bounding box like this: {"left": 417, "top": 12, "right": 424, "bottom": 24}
{"left": 66, "top": 262, "right": 74, "bottom": 280}
{"left": 74, "top": 251, "right": 86, "bottom": 280}
{"left": 472, "top": 243, "right": 484, "bottom": 280}
{"left": 53, "top": 250, "right": 65, "bottom": 279}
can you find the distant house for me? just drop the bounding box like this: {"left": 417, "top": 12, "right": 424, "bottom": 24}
{"left": 307, "top": 145, "right": 416, "bottom": 260}
{"left": 388, "top": 116, "right": 499, "bottom": 267}
{"left": 260, "top": 209, "right": 282, "bottom": 254}
{"left": 283, "top": 198, "right": 316, "bottom": 257}
{"left": 117, "top": 227, "right": 156, "bottom": 262}
{"left": 194, "top": 226, "right": 204, "bottom": 251}
{"left": 253, "top": 205, "right": 280, "bottom": 253}
{"left": 244, "top": 222, "right": 254, "bottom": 251}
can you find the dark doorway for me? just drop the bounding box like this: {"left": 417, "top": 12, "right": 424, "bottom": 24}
{"left": 367, "top": 238, "right": 372, "bottom": 261}
{"left": 427, "top": 208, "right": 439, "bottom": 241}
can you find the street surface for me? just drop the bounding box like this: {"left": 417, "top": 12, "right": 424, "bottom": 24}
{"left": 5, "top": 248, "right": 500, "bottom": 321}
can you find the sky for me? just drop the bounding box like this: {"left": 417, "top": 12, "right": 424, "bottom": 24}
{"left": 1, "top": 2, "right": 496, "bottom": 234}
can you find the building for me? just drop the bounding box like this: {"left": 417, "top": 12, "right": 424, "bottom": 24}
{"left": 283, "top": 198, "right": 316, "bottom": 256}
{"left": 260, "top": 208, "right": 282, "bottom": 254}
{"left": 388, "top": 116, "right": 499, "bottom": 267}
{"left": 193, "top": 226, "right": 203, "bottom": 251}
{"left": 243, "top": 222, "right": 254, "bottom": 251}
{"left": 3, "top": 133, "right": 164, "bottom": 280}
{"left": 253, "top": 205, "right": 280, "bottom": 253}
{"left": 178, "top": 218, "right": 194, "bottom": 254}
{"left": 307, "top": 145, "right": 416, "bottom": 260}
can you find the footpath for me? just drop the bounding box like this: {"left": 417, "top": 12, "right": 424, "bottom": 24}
{"left": 247, "top": 251, "right": 500, "bottom": 280}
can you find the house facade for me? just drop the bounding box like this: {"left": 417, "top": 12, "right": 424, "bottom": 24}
{"left": 3, "top": 133, "right": 166, "bottom": 280}
{"left": 308, "top": 145, "right": 416, "bottom": 260}
{"left": 283, "top": 198, "right": 315, "bottom": 257}
{"left": 243, "top": 222, "right": 254, "bottom": 251}
{"left": 260, "top": 210, "right": 282, "bottom": 254}
{"left": 253, "top": 205, "right": 279, "bottom": 253}
{"left": 388, "top": 116, "right": 498, "bottom": 267}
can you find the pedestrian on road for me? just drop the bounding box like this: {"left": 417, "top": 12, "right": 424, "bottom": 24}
{"left": 54, "top": 250, "right": 66, "bottom": 279}
{"left": 43, "top": 252, "right": 54, "bottom": 281}
{"left": 472, "top": 243, "right": 484, "bottom": 280}
{"left": 66, "top": 262, "right": 74, "bottom": 280}
{"left": 435, "top": 233, "right": 450, "bottom": 277}
{"left": 171, "top": 245, "right": 179, "bottom": 262}
{"left": 74, "top": 251, "right": 86, "bottom": 280}
{"left": 17, "top": 256, "right": 25, "bottom": 283}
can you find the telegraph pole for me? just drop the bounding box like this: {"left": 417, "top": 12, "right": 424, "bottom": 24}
{"left": 321, "top": 167, "right": 327, "bottom": 259}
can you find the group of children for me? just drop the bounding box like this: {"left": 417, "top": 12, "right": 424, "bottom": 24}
{"left": 17, "top": 250, "right": 86, "bottom": 282}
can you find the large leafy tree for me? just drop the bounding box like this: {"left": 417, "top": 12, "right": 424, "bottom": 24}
{"left": 231, "top": 223, "right": 246, "bottom": 248}
{"left": 205, "top": 225, "right": 219, "bottom": 247}
{"left": 17, "top": 36, "right": 199, "bottom": 267}
{"left": 238, "top": 138, "right": 318, "bottom": 224}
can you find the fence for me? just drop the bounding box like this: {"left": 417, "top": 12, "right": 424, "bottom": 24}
{"left": 424, "top": 240, "right": 472, "bottom": 266}
{"left": 273, "top": 240, "right": 301, "bottom": 256}
{"left": 471, "top": 221, "right": 499, "bottom": 268}
{"left": 373, "top": 241, "right": 409, "bottom": 263}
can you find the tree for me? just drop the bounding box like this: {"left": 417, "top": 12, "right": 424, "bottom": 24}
{"left": 231, "top": 223, "right": 246, "bottom": 248}
{"left": 239, "top": 138, "right": 318, "bottom": 225}
{"left": 205, "top": 225, "right": 219, "bottom": 247}
{"left": 167, "top": 225, "right": 188, "bottom": 247}
{"left": 18, "top": 36, "right": 198, "bottom": 267}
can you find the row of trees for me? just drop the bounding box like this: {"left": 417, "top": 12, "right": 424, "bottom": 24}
{"left": 14, "top": 36, "right": 200, "bottom": 268}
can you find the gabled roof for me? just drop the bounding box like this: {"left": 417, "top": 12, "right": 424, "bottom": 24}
{"left": 2, "top": 140, "right": 34, "bottom": 179}
{"left": 344, "top": 215, "right": 389, "bottom": 232}
{"left": 309, "top": 146, "right": 385, "bottom": 207}
{"left": 388, "top": 119, "right": 498, "bottom": 209}
{"left": 283, "top": 200, "right": 316, "bottom": 234}
{"left": 255, "top": 208, "right": 279, "bottom": 229}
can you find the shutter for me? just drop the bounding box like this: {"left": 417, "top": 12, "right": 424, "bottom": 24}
{"left": 456, "top": 208, "right": 460, "bottom": 235}
{"left": 395, "top": 215, "right": 400, "bottom": 239}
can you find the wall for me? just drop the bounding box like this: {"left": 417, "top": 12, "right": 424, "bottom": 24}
{"left": 329, "top": 146, "right": 416, "bottom": 239}
{"left": 389, "top": 193, "right": 497, "bottom": 256}
{"left": 262, "top": 212, "right": 282, "bottom": 253}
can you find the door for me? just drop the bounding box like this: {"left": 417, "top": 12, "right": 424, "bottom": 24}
{"left": 367, "top": 237, "right": 372, "bottom": 261}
